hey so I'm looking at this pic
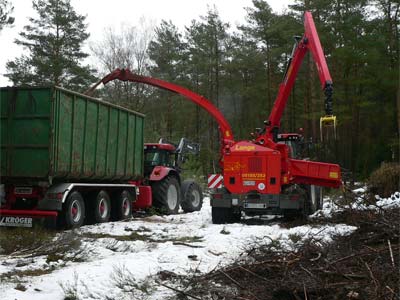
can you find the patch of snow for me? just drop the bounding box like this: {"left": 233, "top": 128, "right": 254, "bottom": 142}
{"left": 311, "top": 188, "right": 400, "bottom": 219}
{"left": 0, "top": 198, "right": 357, "bottom": 300}
{"left": 375, "top": 191, "right": 400, "bottom": 209}
{"left": 352, "top": 187, "right": 366, "bottom": 194}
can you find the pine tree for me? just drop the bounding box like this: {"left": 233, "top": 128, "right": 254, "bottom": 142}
{"left": 185, "top": 7, "right": 230, "bottom": 172}
{"left": 148, "top": 20, "right": 185, "bottom": 81}
{"left": 224, "top": 33, "right": 268, "bottom": 139}
{"left": 5, "top": 0, "right": 95, "bottom": 90}
{"left": 0, "top": 0, "right": 14, "bottom": 31}
{"left": 147, "top": 20, "right": 187, "bottom": 141}
{"left": 241, "top": 1, "right": 299, "bottom": 131}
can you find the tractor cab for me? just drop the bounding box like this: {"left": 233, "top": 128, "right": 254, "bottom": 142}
{"left": 144, "top": 143, "right": 176, "bottom": 176}
{"left": 277, "top": 133, "right": 304, "bottom": 159}
{"left": 143, "top": 138, "right": 202, "bottom": 214}
{"left": 143, "top": 138, "right": 200, "bottom": 177}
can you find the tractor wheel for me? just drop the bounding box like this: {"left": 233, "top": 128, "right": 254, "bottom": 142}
{"left": 211, "top": 207, "right": 241, "bottom": 224}
{"left": 180, "top": 180, "right": 203, "bottom": 213}
{"left": 93, "top": 190, "right": 111, "bottom": 223}
{"left": 152, "top": 176, "right": 181, "bottom": 214}
{"left": 63, "top": 191, "right": 85, "bottom": 229}
{"left": 113, "top": 190, "right": 133, "bottom": 221}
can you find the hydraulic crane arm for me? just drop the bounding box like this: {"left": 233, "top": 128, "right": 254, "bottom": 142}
{"left": 265, "top": 11, "right": 334, "bottom": 140}
{"left": 85, "top": 68, "right": 235, "bottom": 165}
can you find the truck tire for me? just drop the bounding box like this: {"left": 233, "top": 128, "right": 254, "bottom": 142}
{"left": 152, "top": 176, "right": 180, "bottom": 214}
{"left": 114, "top": 190, "right": 133, "bottom": 221}
{"left": 63, "top": 191, "right": 85, "bottom": 229}
{"left": 180, "top": 180, "right": 203, "bottom": 212}
{"left": 212, "top": 207, "right": 241, "bottom": 224}
{"left": 93, "top": 190, "right": 111, "bottom": 223}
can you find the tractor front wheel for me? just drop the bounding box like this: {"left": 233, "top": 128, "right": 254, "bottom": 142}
{"left": 180, "top": 180, "right": 203, "bottom": 212}
{"left": 152, "top": 176, "right": 181, "bottom": 214}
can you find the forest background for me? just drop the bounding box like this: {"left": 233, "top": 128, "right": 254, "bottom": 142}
{"left": 3, "top": 0, "right": 399, "bottom": 179}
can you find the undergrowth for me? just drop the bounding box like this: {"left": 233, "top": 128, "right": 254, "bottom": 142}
{"left": 160, "top": 206, "right": 399, "bottom": 300}
{"left": 0, "top": 226, "right": 56, "bottom": 255}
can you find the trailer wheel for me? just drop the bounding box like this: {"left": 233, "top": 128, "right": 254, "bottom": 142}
{"left": 152, "top": 176, "right": 180, "bottom": 214}
{"left": 63, "top": 191, "right": 85, "bottom": 229}
{"left": 211, "top": 207, "right": 241, "bottom": 224}
{"left": 114, "top": 190, "right": 133, "bottom": 220}
{"left": 180, "top": 180, "right": 203, "bottom": 212}
{"left": 93, "top": 190, "right": 111, "bottom": 223}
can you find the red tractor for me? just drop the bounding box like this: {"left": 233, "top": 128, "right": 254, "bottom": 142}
{"left": 142, "top": 138, "right": 203, "bottom": 214}
{"left": 87, "top": 11, "right": 341, "bottom": 224}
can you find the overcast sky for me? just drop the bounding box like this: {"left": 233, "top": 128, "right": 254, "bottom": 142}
{"left": 0, "top": 0, "right": 294, "bottom": 86}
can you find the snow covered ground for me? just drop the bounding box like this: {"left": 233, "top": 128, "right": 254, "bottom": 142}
{"left": 311, "top": 189, "right": 400, "bottom": 218}
{"left": 1, "top": 192, "right": 398, "bottom": 300}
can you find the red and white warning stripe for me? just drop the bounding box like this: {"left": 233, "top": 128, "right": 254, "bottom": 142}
{"left": 208, "top": 174, "right": 223, "bottom": 189}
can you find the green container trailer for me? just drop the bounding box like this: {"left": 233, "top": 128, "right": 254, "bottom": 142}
{"left": 0, "top": 86, "right": 147, "bottom": 228}
{"left": 1, "top": 86, "right": 144, "bottom": 182}
{"left": 0, "top": 83, "right": 204, "bottom": 229}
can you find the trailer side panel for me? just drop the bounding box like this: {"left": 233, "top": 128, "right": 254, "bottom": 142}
{"left": 0, "top": 86, "right": 144, "bottom": 183}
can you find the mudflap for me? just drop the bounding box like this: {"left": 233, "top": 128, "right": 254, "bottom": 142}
{"left": 0, "top": 209, "right": 58, "bottom": 228}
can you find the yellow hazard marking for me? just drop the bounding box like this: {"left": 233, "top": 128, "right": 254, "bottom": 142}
{"left": 283, "top": 176, "right": 288, "bottom": 184}
{"left": 234, "top": 145, "right": 256, "bottom": 151}
{"left": 329, "top": 172, "right": 339, "bottom": 179}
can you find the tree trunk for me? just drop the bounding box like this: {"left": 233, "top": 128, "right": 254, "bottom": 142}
{"left": 168, "top": 94, "right": 172, "bottom": 140}
{"left": 397, "top": 62, "right": 400, "bottom": 163}
{"left": 266, "top": 45, "right": 272, "bottom": 112}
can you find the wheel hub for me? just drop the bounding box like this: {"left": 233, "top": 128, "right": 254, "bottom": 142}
{"left": 71, "top": 200, "right": 81, "bottom": 222}
{"left": 167, "top": 184, "right": 178, "bottom": 210}
{"left": 190, "top": 189, "right": 200, "bottom": 207}
{"left": 122, "top": 197, "right": 129, "bottom": 215}
{"left": 98, "top": 198, "right": 108, "bottom": 218}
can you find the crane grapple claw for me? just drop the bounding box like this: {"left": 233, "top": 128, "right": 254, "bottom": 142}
{"left": 320, "top": 115, "right": 337, "bottom": 141}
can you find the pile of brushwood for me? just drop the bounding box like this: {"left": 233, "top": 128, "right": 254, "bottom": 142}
{"left": 368, "top": 163, "right": 399, "bottom": 198}
{"left": 158, "top": 195, "right": 399, "bottom": 300}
